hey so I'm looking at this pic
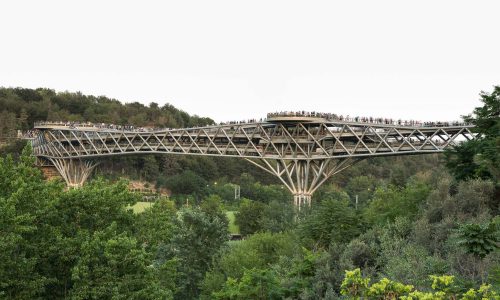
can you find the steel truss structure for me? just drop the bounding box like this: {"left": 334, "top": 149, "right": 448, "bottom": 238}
{"left": 31, "top": 117, "right": 474, "bottom": 207}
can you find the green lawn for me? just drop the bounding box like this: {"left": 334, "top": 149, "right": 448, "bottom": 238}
{"left": 226, "top": 211, "right": 239, "bottom": 234}
{"left": 131, "top": 201, "right": 153, "bottom": 214}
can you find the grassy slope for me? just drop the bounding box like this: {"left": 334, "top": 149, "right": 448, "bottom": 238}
{"left": 226, "top": 211, "right": 239, "bottom": 234}
{"left": 131, "top": 201, "right": 153, "bottom": 214}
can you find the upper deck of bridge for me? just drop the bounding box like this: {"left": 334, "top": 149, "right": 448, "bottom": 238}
{"left": 33, "top": 111, "right": 472, "bottom": 133}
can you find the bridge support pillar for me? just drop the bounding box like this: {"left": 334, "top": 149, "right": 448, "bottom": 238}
{"left": 246, "top": 158, "right": 361, "bottom": 209}
{"left": 293, "top": 193, "right": 312, "bottom": 208}
{"left": 49, "top": 158, "right": 98, "bottom": 188}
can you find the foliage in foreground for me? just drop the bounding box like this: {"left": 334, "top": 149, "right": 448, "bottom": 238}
{"left": 0, "top": 145, "right": 229, "bottom": 299}
{"left": 341, "top": 268, "right": 499, "bottom": 300}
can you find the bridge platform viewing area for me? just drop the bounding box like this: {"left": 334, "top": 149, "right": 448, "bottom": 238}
{"left": 30, "top": 111, "right": 475, "bottom": 208}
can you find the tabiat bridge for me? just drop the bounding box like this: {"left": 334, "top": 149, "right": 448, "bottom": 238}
{"left": 29, "top": 113, "right": 475, "bottom": 208}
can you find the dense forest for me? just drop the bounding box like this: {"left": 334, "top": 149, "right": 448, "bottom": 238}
{"left": 0, "top": 86, "right": 499, "bottom": 299}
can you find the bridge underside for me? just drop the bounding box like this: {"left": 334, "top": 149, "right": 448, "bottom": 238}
{"left": 49, "top": 158, "right": 98, "bottom": 188}
{"left": 44, "top": 156, "right": 361, "bottom": 206}
{"left": 246, "top": 158, "right": 361, "bottom": 208}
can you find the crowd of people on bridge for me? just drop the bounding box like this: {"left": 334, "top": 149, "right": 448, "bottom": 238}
{"left": 266, "top": 111, "right": 469, "bottom": 127}
{"left": 32, "top": 111, "right": 469, "bottom": 134}
{"left": 217, "top": 118, "right": 264, "bottom": 125}
{"left": 21, "top": 129, "right": 39, "bottom": 139}
{"left": 34, "top": 121, "right": 171, "bottom": 132}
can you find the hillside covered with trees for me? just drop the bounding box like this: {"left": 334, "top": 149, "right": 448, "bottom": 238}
{"left": 0, "top": 86, "right": 498, "bottom": 299}
{"left": 0, "top": 87, "right": 277, "bottom": 186}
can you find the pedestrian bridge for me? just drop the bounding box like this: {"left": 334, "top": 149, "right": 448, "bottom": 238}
{"left": 30, "top": 112, "right": 475, "bottom": 207}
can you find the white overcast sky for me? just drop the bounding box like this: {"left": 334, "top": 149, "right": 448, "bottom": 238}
{"left": 0, "top": 1, "right": 499, "bottom": 122}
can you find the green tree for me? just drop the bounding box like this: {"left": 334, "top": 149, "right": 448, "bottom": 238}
{"left": 299, "top": 198, "right": 361, "bottom": 248}
{"left": 42, "top": 179, "right": 140, "bottom": 298}
{"left": 364, "top": 178, "right": 431, "bottom": 225}
{"left": 345, "top": 175, "right": 376, "bottom": 208}
{"left": 18, "top": 108, "right": 29, "bottom": 130}
{"left": 0, "top": 147, "right": 57, "bottom": 298}
{"left": 200, "top": 194, "right": 228, "bottom": 223}
{"left": 340, "top": 269, "right": 370, "bottom": 299}
{"left": 70, "top": 223, "right": 173, "bottom": 300}
{"left": 200, "top": 232, "right": 297, "bottom": 299}
{"left": 213, "top": 268, "right": 283, "bottom": 300}
{"left": 165, "top": 170, "right": 208, "bottom": 197}
{"left": 135, "top": 155, "right": 160, "bottom": 182}
{"left": 445, "top": 140, "right": 491, "bottom": 181}
{"left": 0, "top": 110, "right": 17, "bottom": 140}
{"left": 211, "top": 183, "right": 239, "bottom": 204}
{"left": 235, "top": 198, "right": 265, "bottom": 236}
{"left": 276, "top": 248, "right": 326, "bottom": 299}
{"left": 0, "top": 145, "right": 162, "bottom": 299}
{"left": 446, "top": 85, "right": 500, "bottom": 181}
{"left": 55, "top": 178, "right": 138, "bottom": 234}
{"left": 135, "top": 198, "right": 177, "bottom": 255}
{"left": 161, "top": 208, "right": 229, "bottom": 299}
{"left": 456, "top": 220, "right": 499, "bottom": 259}
{"left": 260, "top": 200, "right": 295, "bottom": 233}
